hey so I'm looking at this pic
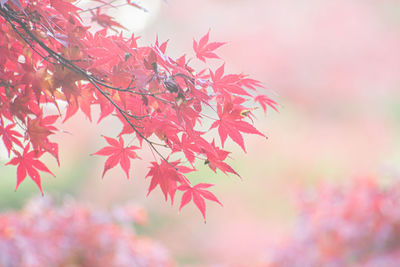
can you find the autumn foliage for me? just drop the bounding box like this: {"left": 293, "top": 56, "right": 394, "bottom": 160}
{"left": 265, "top": 179, "right": 400, "bottom": 267}
{"left": 0, "top": 0, "right": 276, "bottom": 219}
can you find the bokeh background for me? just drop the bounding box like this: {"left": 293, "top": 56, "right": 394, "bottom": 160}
{"left": 1, "top": 0, "right": 400, "bottom": 265}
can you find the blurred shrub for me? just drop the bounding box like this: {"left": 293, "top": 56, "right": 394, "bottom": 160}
{"left": 264, "top": 179, "right": 400, "bottom": 267}
{"left": 0, "top": 198, "right": 173, "bottom": 267}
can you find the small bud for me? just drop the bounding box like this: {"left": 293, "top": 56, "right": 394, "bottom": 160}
{"left": 175, "top": 91, "right": 185, "bottom": 106}
{"left": 141, "top": 95, "right": 148, "bottom": 106}
{"left": 124, "top": 52, "right": 131, "bottom": 62}
{"left": 163, "top": 77, "right": 179, "bottom": 93}
{"left": 240, "top": 107, "right": 258, "bottom": 117}
{"left": 151, "top": 62, "right": 158, "bottom": 72}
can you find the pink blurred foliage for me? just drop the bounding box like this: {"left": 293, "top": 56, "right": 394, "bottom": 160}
{"left": 263, "top": 178, "right": 400, "bottom": 267}
{"left": 0, "top": 198, "right": 172, "bottom": 267}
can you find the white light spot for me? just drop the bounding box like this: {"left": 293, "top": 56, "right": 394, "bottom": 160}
{"left": 76, "top": 0, "right": 161, "bottom": 34}
{"left": 18, "top": 55, "right": 26, "bottom": 64}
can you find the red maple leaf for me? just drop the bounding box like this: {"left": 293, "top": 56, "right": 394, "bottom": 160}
{"left": 95, "top": 92, "right": 115, "bottom": 123}
{"left": 6, "top": 144, "right": 54, "bottom": 194}
{"left": 91, "top": 8, "right": 127, "bottom": 30}
{"left": 63, "top": 85, "right": 95, "bottom": 122}
{"left": 86, "top": 36, "right": 125, "bottom": 68}
{"left": 92, "top": 136, "right": 140, "bottom": 179}
{"left": 178, "top": 183, "right": 222, "bottom": 221}
{"left": 19, "top": 65, "right": 51, "bottom": 103}
{"left": 193, "top": 31, "right": 226, "bottom": 62}
{"left": 254, "top": 94, "right": 279, "bottom": 114}
{"left": 9, "top": 91, "right": 35, "bottom": 122}
{"left": 51, "top": 65, "right": 82, "bottom": 102}
{"left": 146, "top": 160, "right": 192, "bottom": 203}
{"left": 210, "top": 64, "right": 252, "bottom": 96}
{"left": 50, "top": 0, "right": 81, "bottom": 19}
{"left": 26, "top": 114, "right": 59, "bottom": 165}
{"left": 0, "top": 123, "right": 23, "bottom": 157}
{"left": 203, "top": 140, "right": 240, "bottom": 177}
{"left": 211, "top": 102, "right": 265, "bottom": 152}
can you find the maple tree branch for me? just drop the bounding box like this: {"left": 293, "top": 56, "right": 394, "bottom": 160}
{"left": 77, "top": 0, "right": 121, "bottom": 14}
{"left": 0, "top": 5, "right": 177, "bottom": 170}
{"left": 87, "top": 77, "right": 136, "bottom": 92}
{"left": 126, "top": 75, "right": 135, "bottom": 91}
{"left": 92, "top": 82, "right": 175, "bottom": 166}
{"left": 77, "top": 0, "right": 147, "bottom": 14}
{"left": 80, "top": 73, "right": 170, "bottom": 101}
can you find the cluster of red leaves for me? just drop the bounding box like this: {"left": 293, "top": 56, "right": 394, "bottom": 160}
{"left": 264, "top": 179, "right": 400, "bottom": 267}
{"left": 0, "top": 198, "right": 172, "bottom": 267}
{"left": 0, "top": 0, "right": 276, "bottom": 219}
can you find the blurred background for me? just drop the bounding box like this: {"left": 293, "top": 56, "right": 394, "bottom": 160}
{"left": 1, "top": 0, "right": 400, "bottom": 265}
